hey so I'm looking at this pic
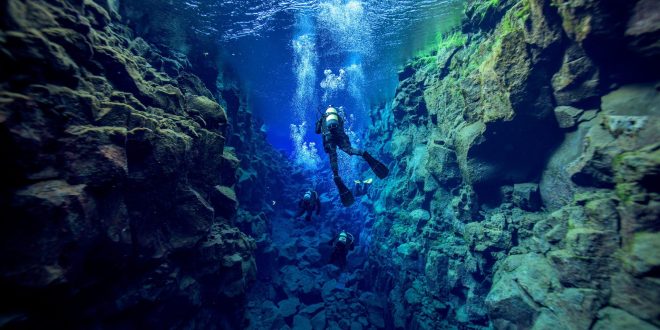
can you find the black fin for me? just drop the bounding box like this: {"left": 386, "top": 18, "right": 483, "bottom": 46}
{"left": 363, "top": 152, "right": 389, "bottom": 179}
{"left": 334, "top": 176, "right": 355, "bottom": 207}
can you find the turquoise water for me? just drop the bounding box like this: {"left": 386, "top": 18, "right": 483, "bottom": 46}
{"left": 141, "top": 0, "right": 465, "bottom": 156}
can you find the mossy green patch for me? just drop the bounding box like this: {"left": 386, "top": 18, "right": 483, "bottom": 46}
{"left": 437, "top": 30, "right": 468, "bottom": 51}
{"left": 475, "top": 0, "right": 501, "bottom": 21}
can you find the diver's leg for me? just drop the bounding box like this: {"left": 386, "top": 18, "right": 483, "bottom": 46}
{"left": 305, "top": 210, "right": 312, "bottom": 222}
{"left": 328, "top": 136, "right": 355, "bottom": 206}
{"left": 323, "top": 139, "right": 340, "bottom": 177}
{"left": 337, "top": 133, "right": 364, "bottom": 156}
{"left": 328, "top": 148, "right": 340, "bottom": 177}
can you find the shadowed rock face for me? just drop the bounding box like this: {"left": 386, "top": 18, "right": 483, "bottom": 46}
{"left": 364, "top": 0, "right": 659, "bottom": 328}
{"left": 0, "top": 0, "right": 283, "bottom": 327}
{"left": 1, "top": 0, "right": 658, "bottom": 329}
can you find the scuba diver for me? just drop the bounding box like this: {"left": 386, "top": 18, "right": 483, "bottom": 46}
{"left": 315, "top": 105, "right": 389, "bottom": 207}
{"left": 354, "top": 178, "right": 373, "bottom": 197}
{"left": 329, "top": 230, "right": 355, "bottom": 268}
{"left": 294, "top": 190, "right": 321, "bottom": 222}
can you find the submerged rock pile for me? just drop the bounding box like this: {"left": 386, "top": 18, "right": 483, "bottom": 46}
{"left": 0, "top": 0, "right": 268, "bottom": 327}
{"left": 365, "top": 0, "right": 659, "bottom": 328}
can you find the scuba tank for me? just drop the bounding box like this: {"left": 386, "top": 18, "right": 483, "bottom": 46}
{"left": 325, "top": 107, "right": 339, "bottom": 130}
{"left": 338, "top": 232, "right": 348, "bottom": 244}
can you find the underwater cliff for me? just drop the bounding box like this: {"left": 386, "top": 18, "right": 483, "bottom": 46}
{"left": 0, "top": 0, "right": 658, "bottom": 329}
{"left": 362, "top": 0, "right": 659, "bottom": 328}
{"left": 0, "top": 0, "right": 292, "bottom": 327}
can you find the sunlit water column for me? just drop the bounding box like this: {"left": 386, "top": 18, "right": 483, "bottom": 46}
{"left": 317, "top": 0, "right": 372, "bottom": 182}
{"left": 290, "top": 13, "right": 321, "bottom": 171}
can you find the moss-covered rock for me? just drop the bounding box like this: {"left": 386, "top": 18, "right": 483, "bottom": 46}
{"left": 0, "top": 0, "right": 273, "bottom": 327}
{"left": 364, "top": 0, "right": 659, "bottom": 328}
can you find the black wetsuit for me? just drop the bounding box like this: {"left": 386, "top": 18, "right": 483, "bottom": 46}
{"left": 315, "top": 113, "right": 363, "bottom": 177}
{"left": 295, "top": 191, "right": 321, "bottom": 222}
{"left": 329, "top": 232, "right": 355, "bottom": 268}
{"left": 354, "top": 181, "right": 368, "bottom": 197}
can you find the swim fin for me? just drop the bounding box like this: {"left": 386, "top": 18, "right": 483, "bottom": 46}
{"left": 363, "top": 152, "right": 389, "bottom": 179}
{"left": 334, "top": 176, "right": 355, "bottom": 207}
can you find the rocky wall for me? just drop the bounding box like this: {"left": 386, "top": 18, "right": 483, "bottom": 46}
{"left": 0, "top": 0, "right": 259, "bottom": 327}
{"left": 365, "top": 0, "right": 659, "bottom": 328}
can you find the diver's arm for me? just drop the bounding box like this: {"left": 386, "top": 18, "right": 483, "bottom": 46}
{"left": 315, "top": 194, "right": 321, "bottom": 215}
{"left": 315, "top": 116, "right": 323, "bottom": 134}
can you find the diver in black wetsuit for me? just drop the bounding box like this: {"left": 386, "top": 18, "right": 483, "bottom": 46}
{"left": 353, "top": 178, "right": 373, "bottom": 197}
{"left": 315, "top": 106, "right": 389, "bottom": 207}
{"left": 328, "top": 230, "right": 355, "bottom": 268}
{"left": 293, "top": 190, "right": 321, "bottom": 222}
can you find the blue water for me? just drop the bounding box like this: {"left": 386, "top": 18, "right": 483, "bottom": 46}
{"left": 171, "top": 0, "right": 464, "bottom": 164}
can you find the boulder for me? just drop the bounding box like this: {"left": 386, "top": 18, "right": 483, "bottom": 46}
{"left": 292, "top": 314, "right": 312, "bottom": 330}
{"left": 551, "top": 44, "right": 600, "bottom": 107}
{"left": 512, "top": 183, "right": 542, "bottom": 211}
{"left": 187, "top": 95, "right": 227, "bottom": 129}
{"left": 486, "top": 254, "right": 561, "bottom": 328}
{"left": 3, "top": 180, "right": 94, "bottom": 286}
{"left": 547, "top": 250, "right": 613, "bottom": 288}
{"left": 592, "top": 307, "right": 657, "bottom": 330}
{"left": 310, "top": 310, "right": 327, "bottom": 330}
{"left": 554, "top": 106, "right": 584, "bottom": 128}
{"left": 623, "top": 232, "right": 660, "bottom": 276}
{"left": 565, "top": 228, "right": 619, "bottom": 258}
{"left": 464, "top": 213, "right": 511, "bottom": 252}
{"left": 211, "top": 185, "right": 238, "bottom": 219}
{"left": 278, "top": 297, "right": 301, "bottom": 318}
{"left": 609, "top": 272, "right": 660, "bottom": 326}
{"left": 246, "top": 300, "right": 285, "bottom": 330}
{"left": 625, "top": 0, "right": 660, "bottom": 59}
{"left": 358, "top": 292, "right": 385, "bottom": 328}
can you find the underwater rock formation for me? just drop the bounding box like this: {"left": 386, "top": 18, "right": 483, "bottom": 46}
{"left": 0, "top": 0, "right": 275, "bottom": 327}
{"left": 364, "top": 0, "right": 659, "bottom": 328}
{"left": 1, "top": 0, "right": 657, "bottom": 329}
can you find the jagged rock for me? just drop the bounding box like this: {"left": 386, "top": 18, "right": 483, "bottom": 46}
{"left": 397, "top": 242, "right": 420, "bottom": 259}
{"left": 552, "top": 0, "right": 633, "bottom": 47}
{"left": 623, "top": 230, "right": 660, "bottom": 278}
{"left": 540, "top": 116, "right": 596, "bottom": 210}
{"left": 532, "top": 208, "right": 570, "bottom": 245}
{"left": 187, "top": 95, "right": 227, "bottom": 129}
{"left": 625, "top": 0, "right": 660, "bottom": 58}
{"left": 301, "top": 247, "right": 322, "bottom": 264}
{"left": 592, "top": 307, "right": 657, "bottom": 330}
{"left": 322, "top": 279, "right": 338, "bottom": 298}
{"left": 62, "top": 125, "right": 129, "bottom": 186}
{"left": 211, "top": 185, "right": 238, "bottom": 218}
{"left": 1, "top": 29, "right": 81, "bottom": 87}
{"left": 610, "top": 268, "right": 660, "bottom": 324}
{"left": 3, "top": 180, "right": 96, "bottom": 286}
{"left": 512, "top": 183, "right": 542, "bottom": 211}
{"left": 278, "top": 241, "right": 298, "bottom": 264}
{"left": 465, "top": 213, "right": 511, "bottom": 252}
{"left": 358, "top": 292, "right": 385, "bottom": 328}
{"left": 0, "top": 0, "right": 273, "bottom": 327}
{"left": 246, "top": 300, "right": 285, "bottom": 330}
{"left": 551, "top": 44, "right": 600, "bottom": 107}
{"left": 486, "top": 254, "right": 561, "bottom": 328}
{"left": 293, "top": 314, "right": 313, "bottom": 330}
{"left": 350, "top": 321, "right": 363, "bottom": 330}
{"left": 278, "top": 297, "right": 301, "bottom": 318}
{"left": 198, "top": 224, "right": 256, "bottom": 297}
{"left": 565, "top": 228, "right": 619, "bottom": 257}
{"left": 554, "top": 105, "right": 584, "bottom": 128}
{"left": 300, "top": 303, "right": 324, "bottom": 316}
{"left": 310, "top": 310, "right": 326, "bottom": 330}
{"left": 361, "top": 0, "right": 659, "bottom": 329}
